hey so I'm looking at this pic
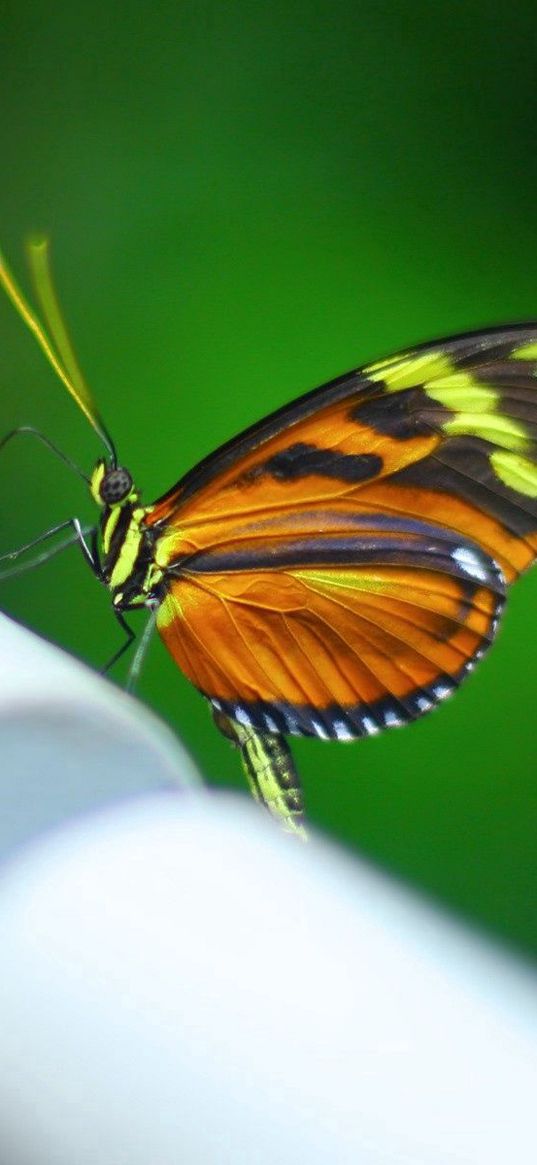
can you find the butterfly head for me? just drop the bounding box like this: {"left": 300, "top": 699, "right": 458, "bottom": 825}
{"left": 90, "top": 458, "right": 137, "bottom": 508}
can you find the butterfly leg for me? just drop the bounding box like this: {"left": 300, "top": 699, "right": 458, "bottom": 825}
{"left": 211, "top": 708, "right": 307, "bottom": 840}
{"left": 0, "top": 518, "right": 96, "bottom": 581}
{"left": 125, "top": 605, "right": 157, "bottom": 691}
{"left": 101, "top": 611, "right": 136, "bottom": 677}
{"left": 0, "top": 426, "right": 97, "bottom": 577}
{"left": 102, "top": 604, "right": 158, "bottom": 687}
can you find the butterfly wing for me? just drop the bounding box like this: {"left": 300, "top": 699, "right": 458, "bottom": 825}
{"left": 156, "top": 519, "right": 504, "bottom": 738}
{"left": 148, "top": 324, "right": 537, "bottom": 739}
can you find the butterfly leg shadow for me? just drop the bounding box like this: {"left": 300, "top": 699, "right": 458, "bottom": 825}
{"left": 211, "top": 708, "right": 307, "bottom": 840}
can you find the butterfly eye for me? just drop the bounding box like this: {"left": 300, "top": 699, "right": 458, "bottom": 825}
{"left": 100, "top": 466, "right": 133, "bottom": 505}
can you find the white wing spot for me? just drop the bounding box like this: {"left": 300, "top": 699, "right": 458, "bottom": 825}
{"left": 311, "top": 719, "right": 330, "bottom": 740}
{"left": 384, "top": 709, "right": 403, "bottom": 727}
{"left": 362, "top": 716, "right": 380, "bottom": 736}
{"left": 452, "top": 546, "right": 488, "bottom": 582}
{"left": 333, "top": 720, "right": 354, "bottom": 741}
{"left": 433, "top": 683, "right": 452, "bottom": 701}
{"left": 235, "top": 707, "right": 252, "bottom": 728}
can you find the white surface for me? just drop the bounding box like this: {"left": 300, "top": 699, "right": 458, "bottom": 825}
{"left": 0, "top": 612, "right": 200, "bottom": 855}
{"left": 0, "top": 613, "right": 536, "bottom": 1163}
{"left": 0, "top": 794, "right": 535, "bottom": 1164}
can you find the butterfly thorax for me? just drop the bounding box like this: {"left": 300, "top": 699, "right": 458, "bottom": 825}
{"left": 90, "top": 459, "right": 164, "bottom": 611}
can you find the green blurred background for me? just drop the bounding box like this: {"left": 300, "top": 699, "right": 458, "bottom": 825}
{"left": 1, "top": 2, "right": 536, "bottom": 953}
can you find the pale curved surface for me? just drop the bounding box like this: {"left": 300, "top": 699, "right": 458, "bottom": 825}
{"left": 0, "top": 612, "right": 200, "bottom": 857}
{"left": 0, "top": 793, "right": 535, "bottom": 1164}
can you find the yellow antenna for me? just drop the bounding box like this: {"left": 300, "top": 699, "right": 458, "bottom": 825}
{"left": 0, "top": 239, "right": 114, "bottom": 457}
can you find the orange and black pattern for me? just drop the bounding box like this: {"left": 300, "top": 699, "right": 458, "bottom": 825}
{"left": 148, "top": 324, "right": 537, "bottom": 741}
{"left": 3, "top": 239, "right": 537, "bottom": 834}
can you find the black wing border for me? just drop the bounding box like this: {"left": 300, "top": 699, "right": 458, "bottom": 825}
{"left": 154, "top": 321, "right": 537, "bottom": 510}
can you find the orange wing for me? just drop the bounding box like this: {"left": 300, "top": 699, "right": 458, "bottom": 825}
{"left": 146, "top": 324, "right": 537, "bottom": 739}
{"left": 156, "top": 526, "right": 504, "bottom": 738}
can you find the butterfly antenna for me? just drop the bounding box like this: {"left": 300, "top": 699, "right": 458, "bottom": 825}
{"left": 0, "top": 426, "right": 90, "bottom": 484}
{"left": 0, "top": 240, "right": 116, "bottom": 463}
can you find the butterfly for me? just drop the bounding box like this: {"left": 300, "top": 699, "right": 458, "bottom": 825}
{"left": 2, "top": 241, "right": 537, "bottom": 839}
